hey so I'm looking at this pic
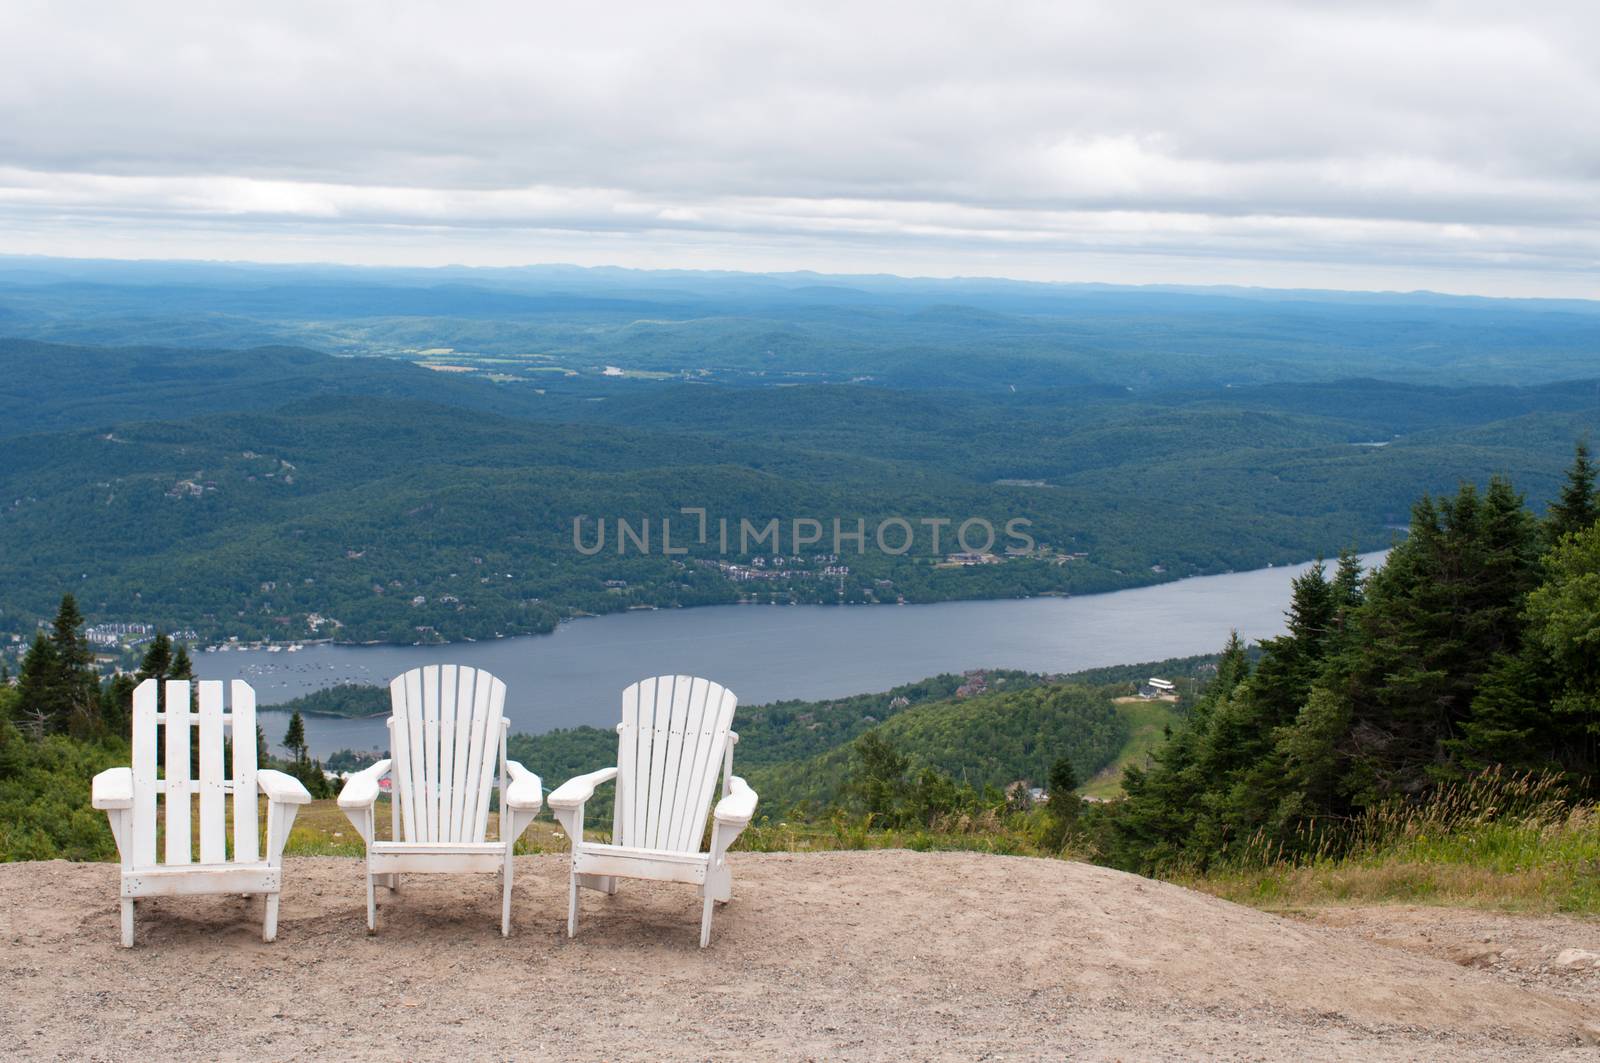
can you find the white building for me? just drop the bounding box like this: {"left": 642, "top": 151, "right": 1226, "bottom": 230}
{"left": 1139, "top": 677, "right": 1177, "bottom": 699}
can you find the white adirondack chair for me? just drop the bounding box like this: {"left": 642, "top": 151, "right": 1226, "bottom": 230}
{"left": 549, "top": 675, "right": 758, "bottom": 947}
{"left": 337, "top": 665, "right": 543, "bottom": 936}
{"left": 90, "top": 678, "right": 311, "bottom": 947}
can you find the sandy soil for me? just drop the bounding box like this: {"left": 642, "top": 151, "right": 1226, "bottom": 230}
{"left": 2, "top": 851, "right": 1597, "bottom": 1061}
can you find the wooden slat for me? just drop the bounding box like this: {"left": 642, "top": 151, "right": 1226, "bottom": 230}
{"left": 461, "top": 669, "right": 492, "bottom": 842}
{"left": 449, "top": 666, "right": 475, "bottom": 842}
{"left": 421, "top": 665, "right": 440, "bottom": 843}
{"left": 437, "top": 664, "right": 458, "bottom": 842}
{"left": 404, "top": 668, "right": 427, "bottom": 843}
{"left": 131, "top": 679, "right": 159, "bottom": 866}
{"left": 122, "top": 865, "right": 281, "bottom": 898}
{"left": 651, "top": 676, "right": 696, "bottom": 849}
{"left": 232, "top": 680, "right": 258, "bottom": 863}
{"left": 671, "top": 679, "right": 721, "bottom": 851}
{"left": 573, "top": 846, "right": 708, "bottom": 886}
{"left": 470, "top": 676, "right": 505, "bottom": 842}
{"left": 197, "top": 680, "right": 226, "bottom": 864}
{"left": 613, "top": 682, "right": 640, "bottom": 845}
{"left": 164, "top": 680, "right": 192, "bottom": 865}
{"left": 682, "top": 686, "right": 740, "bottom": 851}
{"left": 625, "top": 677, "right": 656, "bottom": 848}
{"left": 643, "top": 677, "right": 678, "bottom": 847}
{"left": 390, "top": 674, "right": 417, "bottom": 843}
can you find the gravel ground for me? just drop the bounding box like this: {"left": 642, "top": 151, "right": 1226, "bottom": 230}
{"left": 1, "top": 851, "right": 1596, "bottom": 1060}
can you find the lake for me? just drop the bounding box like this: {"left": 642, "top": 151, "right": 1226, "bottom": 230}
{"left": 197, "top": 551, "right": 1387, "bottom": 756}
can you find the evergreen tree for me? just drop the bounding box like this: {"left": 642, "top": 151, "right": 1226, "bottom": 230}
{"left": 15, "top": 633, "right": 60, "bottom": 738}
{"left": 1546, "top": 440, "right": 1598, "bottom": 545}
{"left": 1104, "top": 632, "right": 1250, "bottom": 871}
{"left": 1042, "top": 756, "right": 1082, "bottom": 849}
{"left": 170, "top": 643, "right": 194, "bottom": 681}
{"left": 136, "top": 632, "right": 174, "bottom": 682}
{"left": 1310, "top": 479, "right": 1539, "bottom": 803}
{"left": 47, "top": 594, "right": 99, "bottom": 737}
{"left": 101, "top": 672, "right": 137, "bottom": 739}
{"left": 1520, "top": 521, "right": 1600, "bottom": 782}
{"left": 50, "top": 594, "right": 89, "bottom": 672}
{"left": 284, "top": 711, "right": 308, "bottom": 764}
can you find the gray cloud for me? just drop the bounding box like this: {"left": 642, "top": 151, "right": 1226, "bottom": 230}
{"left": 0, "top": 1, "right": 1596, "bottom": 295}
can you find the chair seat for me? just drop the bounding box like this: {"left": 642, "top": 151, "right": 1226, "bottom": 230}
{"left": 573, "top": 842, "right": 709, "bottom": 885}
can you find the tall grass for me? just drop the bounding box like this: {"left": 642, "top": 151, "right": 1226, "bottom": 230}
{"left": 1184, "top": 769, "right": 1600, "bottom": 913}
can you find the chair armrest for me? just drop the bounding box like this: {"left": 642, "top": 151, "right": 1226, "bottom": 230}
{"left": 504, "top": 761, "right": 544, "bottom": 811}
{"left": 336, "top": 759, "right": 392, "bottom": 810}
{"left": 92, "top": 766, "right": 133, "bottom": 810}
{"left": 714, "top": 776, "right": 758, "bottom": 825}
{"left": 548, "top": 766, "right": 618, "bottom": 810}
{"left": 258, "top": 768, "right": 313, "bottom": 805}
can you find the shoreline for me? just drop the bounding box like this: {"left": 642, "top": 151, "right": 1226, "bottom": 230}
{"left": 221, "top": 547, "right": 1386, "bottom": 652}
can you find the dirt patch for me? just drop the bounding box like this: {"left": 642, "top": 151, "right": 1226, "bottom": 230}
{"left": 1, "top": 852, "right": 1596, "bottom": 1060}
{"left": 1300, "top": 905, "right": 1600, "bottom": 1007}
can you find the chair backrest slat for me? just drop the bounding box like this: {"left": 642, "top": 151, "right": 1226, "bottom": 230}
{"left": 197, "top": 681, "right": 226, "bottom": 863}
{"left": 387, "top": 666, "right": 505, "bottom": 844}
{"left": 437, "top": 664, "right": 458, "bottom": 842}
{"left": 614, "top": 676, "right": 737, "bottom": 853}
{"left": 421, "top": 665, "right": 441, "bottom": 842}
{"left": 470, "top": 675, "right": 506, "bottom": 839}
{"left": 448, "top": 665, "right": 475, "bottom": 840}
{"left": 232, "top": 680, "right": 258, "bottom": 863}
{"left": 163, "top": 680, "right": 192, "bottom": 865}
{"left": 460, "top": 672, "right": 489, "bottom": 836}
{"left": 131, "top": 681, "right": 159, "bottom": 866}
{"left": 614, "top": 681, "right": 646, "bottom": 845}
{"left": 128, "top": 677, "right": 258, "bottom": 868}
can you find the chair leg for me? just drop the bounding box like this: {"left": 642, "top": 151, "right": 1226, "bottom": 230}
{"left": 366, "top": 872, "right": 377, "bottom": 933}
{"left": 263, "top": 894, "right": 280, "bottom": 943}
{"left": 566, "top": 868, "right": 578, "bottom": 938}
{"left": 699, "top": 894, "right": 715, "bottom": 948}
{"left": 120, "top": 898, "right": 134, "bottom": 948}
{"left": 501, "top": 849, "right": 514, "bottom": 938}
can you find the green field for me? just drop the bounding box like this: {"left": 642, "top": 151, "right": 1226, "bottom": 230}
{"left": 1081, "top": 697, "right": 1185, "bottom": 799}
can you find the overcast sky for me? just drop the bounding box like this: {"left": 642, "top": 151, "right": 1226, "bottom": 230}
{"left": 2, "top": 1, "right": 1597, "bottom": 297}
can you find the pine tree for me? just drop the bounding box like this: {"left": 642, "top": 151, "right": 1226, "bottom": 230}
{"left": 136, "top": 633, "right": 174, "bottom": 682}
{"left": 47, "top": 594, "right": 99, "bottom": 737}
{"left": 1104, "top": 632, "right": 1251, "bottom": 872}
{"left": 1331, "top": 479, "right": 1540, "bottom": 800}
{"left": 1520, "top": 521, "right": 1600, "bottom": 782}
{"left": 15, "top": 633, "right": 60, "bottom": 738}
{"left": 50, "top": 595, "right": 88, "bottom": 665}
{"left": 1041, "top": 756, "right": 1082, "bottom": 849}
{"left": 1546, "top": 440, "right": 1598, "bottom": 545}
{"left": 284, "top": 711, "right": 308, "bottom": 764}
{"left": 171, "top": 643, "right": 194, "bottom": 681}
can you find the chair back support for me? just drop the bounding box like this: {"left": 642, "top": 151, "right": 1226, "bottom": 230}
{"left": 387, "top": 665, "right": 506, "bottom": 844}
{"left": 613, "top": 675, "right": 738, "bottom": 852}
{"left": 130, "top": 678, "right": 258, "bottom": 867}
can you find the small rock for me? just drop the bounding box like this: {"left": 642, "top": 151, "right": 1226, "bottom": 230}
{"left": 1453, "top": 947, "right": 1501, "bottom": 968}
{"left": 1555, "top": 948, "right": 1600, "bottom": 968}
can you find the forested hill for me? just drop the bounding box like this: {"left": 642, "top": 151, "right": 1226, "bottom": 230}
{"left": 1, "top": 334, "right": 1597, "bottom": 644}
{"left": 4, "top": 259, "right": 1600, "bottom": 388}
{"left": 0, "top": 339, "right": 559, "bottom": 438}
